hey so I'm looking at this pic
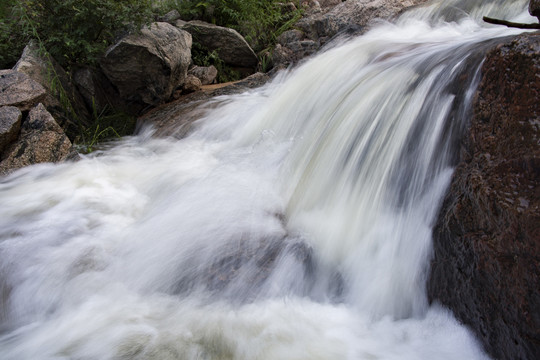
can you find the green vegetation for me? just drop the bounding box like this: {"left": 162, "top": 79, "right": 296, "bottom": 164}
{"left": 79, "top": 104, "right": 137, "bottom": 153}
{"left": 0, "top": 0, "right": 152, "bottom": 70}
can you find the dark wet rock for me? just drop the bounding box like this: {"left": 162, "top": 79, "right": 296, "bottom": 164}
{"left": 13, "top": 42, "right": 92, "bottom": 140}
{"left": 100, "top": 22, "right": 192, "bottom": 108}
{"left": 72, "top": 66, "right": 132, "bottom": 116}
{"left": 139, "top": 72, "right": 269, "bottom": 138}
{"left": 530, "top": 0, "right": 540, "bottom": 21}
{"left": 0, "top": 106, "right": 22, "bottom": 155}
{"left": 0, "top": 70, "right": 46, "bottom": 112}
{"left": 0, "top": 103, "right": 74, "bottom": 175}
{"left": 188, "top": 65, "right": 218, "bottom": 85}
{"left": 428, "top": 33, "right": 540, "bottom": 360}
{"left": 170, "top": 232, "right": 333, "bottom": 303}
{"left": 182, "top": 21, "right": 258, "bottom": 69}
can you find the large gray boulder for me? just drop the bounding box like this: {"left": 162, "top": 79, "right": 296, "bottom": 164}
{"left": 0, "top": 70, "right": 46, "bottom": 111}
{"left": 182, "top": 21, "right": 258, "bottom": 68}
{"left": 0, "top": 106, "right": 22, "bottom": 155}
{"left": 13, "top": 41, "right": 92, "bottom": 140}
{"left": 0, "top": 103, "right": 74, "bottom": 175}
{"left": 100, "top": 22, "right": 192, "bottom": 107}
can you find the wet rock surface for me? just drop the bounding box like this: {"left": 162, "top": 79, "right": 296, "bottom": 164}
{"left": 139, "top": 73, "right": 270, "bottom": 138}
{"left": 428, "top": 33, "right": 540, "bottom": 360}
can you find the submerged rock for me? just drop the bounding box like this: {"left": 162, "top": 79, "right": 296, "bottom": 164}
{"left": 428, "top": 33, "right": 540, "bottom": 360}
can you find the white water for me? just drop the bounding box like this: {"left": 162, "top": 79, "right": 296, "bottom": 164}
{"left": 0, "top": 1, "right": 533, "bottom": 359}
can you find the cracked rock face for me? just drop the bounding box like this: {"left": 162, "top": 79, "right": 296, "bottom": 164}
{"left": 100, "top": 22, "right": 192, "bottom": 107}
{"left": 428, "top": 33, "right": 540, "bottom": 360}
{"left": 0, "top": 103, "right": 74, "bottom": 176}
{"left": 0, "top": 70, "right": 46, "bottom": 112}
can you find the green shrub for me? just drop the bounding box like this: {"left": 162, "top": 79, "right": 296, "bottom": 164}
{"left": 0, "top": 1, "right": 25, "bottom": 69}
{"left": 78, "top": 103, "right": 137, "bottom": 153}
{"left": 1, "top": 0, "right": 153, "bottom": 70}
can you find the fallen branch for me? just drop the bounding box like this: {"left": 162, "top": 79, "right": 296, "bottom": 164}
{"left": 483, "top": 16, "right": 540, "bottom": 29}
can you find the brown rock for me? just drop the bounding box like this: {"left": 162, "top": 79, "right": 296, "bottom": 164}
{"left": 428, "top": 33, "right": 540, "bottom": 360}
{"left": 0, "top": 70, "right": 46, "bottom": 111}
{"left": 182, "top": 74, "right": 202, "bottom": 93}
{"left": 0, "top": 106, "right": 22, "bottom": 155}
{"left": 139, "top": 73, "right": 269, "bottom": 138}
{"left": 0, "top": 103, "right": 74, "bottom": 175}
{"left": 100, "top": 22, "right": 192, "bottom": 107}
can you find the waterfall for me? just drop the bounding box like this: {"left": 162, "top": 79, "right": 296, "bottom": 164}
{"left": 0, "top": 1, "right": 533, "bottom": 359}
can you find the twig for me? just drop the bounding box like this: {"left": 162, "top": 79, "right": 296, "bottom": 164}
{"left": 483, "top": 16, "right": 540, "bottom": 29}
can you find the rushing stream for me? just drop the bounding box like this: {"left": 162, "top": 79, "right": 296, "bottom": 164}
{"left": 0, "top": 1, "right": 534, "bottom": 359}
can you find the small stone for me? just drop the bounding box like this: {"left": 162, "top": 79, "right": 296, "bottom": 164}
{"left": 182, "top": 74, "right": 202, "bottom": 94}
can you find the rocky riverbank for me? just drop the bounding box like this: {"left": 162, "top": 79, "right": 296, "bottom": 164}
{"left": 428, "top": 32, "right": 540, "bottom": 360}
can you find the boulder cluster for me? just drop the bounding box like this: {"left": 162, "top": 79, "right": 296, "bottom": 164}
{"left": 0, "top": 70, "right": 74, "bottom": 175}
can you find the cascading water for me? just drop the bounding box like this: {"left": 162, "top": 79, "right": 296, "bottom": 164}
{"left": 0, "top": 0, "right": 533, "bottom": 359}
